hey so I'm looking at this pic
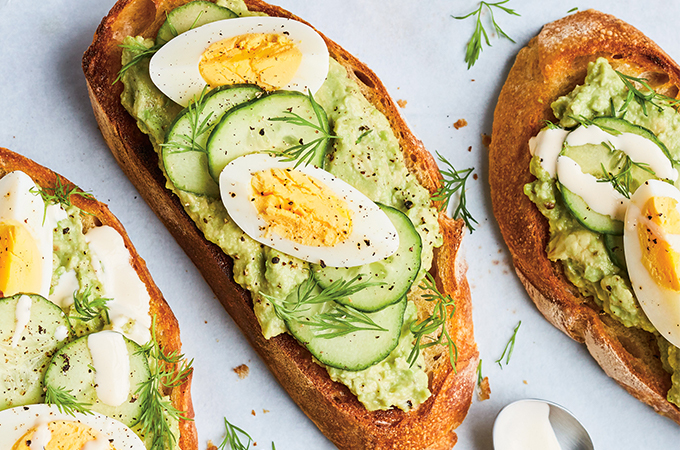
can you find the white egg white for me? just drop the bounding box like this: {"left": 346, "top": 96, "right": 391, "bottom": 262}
{"left": 0, "top": 404, "right": 146, "bottom": 449}
{"left": 624, "top": 179, "right": 680, "bottom": 347}
{"left": 219, "top": 153, "right": 399, "bottom": 267}
{"left": 149, "top": 16, "right": 329, "bottom": 107}
{"left": 0, "top": 171, "right": 56, "bottom": 298}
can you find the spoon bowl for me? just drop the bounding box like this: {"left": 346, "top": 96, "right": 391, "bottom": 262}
{"left": 493, "top": 399, "right": 594, "bottom": 450}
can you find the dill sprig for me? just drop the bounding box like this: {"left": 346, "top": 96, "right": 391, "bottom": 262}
{"left": 114, "top": 40, "right": 162, "bottom": 84}
{"left": 476, "top": 359, "right": 483, "bottom": 387}
{"left": 161, "top": 87, "right": 213, "bottom": 154}
{"left": 269, "top": 91, "right": 338, "bottom": 167}
{"left": 70, "top": 285, "right": 111, "bottom": 323}
{"left": 615, "top": 70, "right": 680, "bottom": 116}
{"left": 432, "top": 152, "right": 478, "bottom": 232}
{"left": 453, "top": 0, "right": 520, "bottom": 69}
{"left": 30, "top": 174, "right": 93, "bottom": 224}
{"left": 136, "top": 317, "right": 194, "bottom": 450}
{"left": 496, "top": 320, "right": 521, "bottom": 368}
{"left": 542, "top": 120, "right": 562, "bottom": 130}
{"left": 45, "top": 385, "right": 93, "bottom": 417}
{"left": 597, "top": 150, "right": 656, "bottom": 199}
{"left": 217, "top": 418, "right": 253, "bottom": 450}
{"left": 264, "top": 275, "right": 386, "bottom": 338}
{"left": 407, "top": 272, "right": 458, "bottom": 370}
{"left": 355, "top": 128, "right": 373, "bottom": 144}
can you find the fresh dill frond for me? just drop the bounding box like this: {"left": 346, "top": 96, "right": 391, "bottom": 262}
{"left": 407, "top": 272, "right": 458, "bottom": 370}
{"left": 264, "top": 275, "right": 386, "bottom": 338}
{"left": 30, "top": 174, "right": 93, "bottom": 224}
{"left": 355, "top": 128, "right": 373, "bottom": 144}
{"left": 45, "top": 385, "right": 93, "bottom": 417}
{"left": 70, "top": 285, "right": 111, "bottom": 323}
{"left": 114, "top": 40, "right": 162, "bottom": 84}
{"left": 542, "top": 120, "right": 562, "bottom": 130}
{"left": 135, "top": 317, "right": 194, "bottom": 450}
{"left": 160, "top": 87, "right": 213, "bottom": 154}
{"left": 496, "top": 320, "right": 521, "bottom": 368}
{"left": 567, "top": 7, "right": 579, "bottom": 13}
{"left": 217, "top": 418, "right": 253, "bottom": 450}
{"left": 476, "top": 359, "right": 484, "bottom": 387}
{"left": 453, "top": 0, "right": 520, "bottom": 69}
{"left": 615, "top": 70, "right": 680, "bottom": 116}
{"left": 269, "top": 91, "right": 338, "bottom": 167}
{"left": 432, "top": 152, "right": 478, "bottom": 232}
{"left": 597, "top": 152, "right": 656, "bottom": 199}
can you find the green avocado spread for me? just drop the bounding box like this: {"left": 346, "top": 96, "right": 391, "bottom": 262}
{"left": 119, "top": 0, "right": 442, "bottom": 412}
{"left": 525, "top": 57, "right": 680, "bottom": 407}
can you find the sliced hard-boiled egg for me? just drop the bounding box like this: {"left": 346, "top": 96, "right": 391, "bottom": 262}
{"left": 624, "top": 179, "right": 680, "bottom": 347}
{"left": 219, "top": 153, "right": 399, "bottom": 267}
{"left": 0, "top": 404, "right": 145, "bottom": 450}
{"left": 0, "top": 171, "right": 54, "bottom": 298}
{"left": 149, "top": 16, "right": 329, "bottom": 107}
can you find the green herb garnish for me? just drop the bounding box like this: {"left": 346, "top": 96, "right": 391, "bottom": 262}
{"left": 160, "top": 87, "right": 213, "bottom": 154}
{"left": 136, "top": 316, "right": 194, "bottom": 450}
{"left": 542, "top": 120, "right": 562, "bottom": 130}
{"left": 355, "top": 128, "right": 373, "bottom": 144}
{"left": 496, "top": 320, "right": 521, "bottom": 368}
{"left": 269, "top": 91, "right": 338, "bottom": 167}
{"left": 265, "top": 275, "right": 386, "bottom": 338}
{"left": 615, "top": 70, "right": 680, "bottom": 116}
{"left": 567, "top": 7, "right": 579, "bottom": 12}
{"left": 597, "top": 151, "right": 656, "bottom": 199}
{"left": 30, "top": 174, "right": 93, "bottom": 224}
{"left": 476, "top": 359, "right": 483, "bottom": 387}
{"left": 432, "top": 152, "right": 478, "bottom": 232}
{"left": 70, "top": 285, "right": 111, "bottom": 323}
{"left": 217, "top": 418, "right": 253, "bottom": 450}
{"left": 453, "top": 0, "right": 520, "bottom": 69}
{"left": 114, "top": 40, "right": 162, "bottom": 85}
{"left": 407, "top": 272, "right": 458, "bottom": 370}
{"left": 568, "top": 115, "right": 622, "bottom": 135}
{"left": 45, "top": 385, "right": 93, "bottom": 417}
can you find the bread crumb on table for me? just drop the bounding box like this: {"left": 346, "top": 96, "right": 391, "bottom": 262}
{"left": 453, "top": 119, "right": 468, "bottom": 129}
{"left": 233, "top": 363, "right": 250, "bottom": 379}
{"left": 477, "top": 376, "right": 491, "bottom": 401}
{"left": 397, "top": 99, "right": 407, "bottom": 108}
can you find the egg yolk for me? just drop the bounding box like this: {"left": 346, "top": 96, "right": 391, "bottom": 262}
{"left": 250, "top": 167, "right": 352, "bottom": 247}
{"left": 199, "top": 33, "right": 302, "bottom": 91}
{"left": 0, "top": 222, "right": 43, "bottom": 297}
{"left": 13, "top": 421, "right": 115, "bottom": 450}
{"left": 639, "top": 196, "right": 680, "bottom": 291}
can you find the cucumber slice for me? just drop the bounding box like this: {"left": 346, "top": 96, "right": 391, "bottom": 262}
{"left": 43, "top": 332, "right": 150, "bottom": 427}
{"left": 163, "top": 84, "right": 263, "bottom": 196}
{"left": 311, "top": 204, "right": 422, "bottom": 312}
{"left": 0, "top": 294, "right": 70, "bottom": 409}
{"left": 156, "top": 1, "right": 237, "bottom": 46}
{"left": 207, "top": 90, "right": 330, "bottom": 181}
{"left": 285, "top": 295, "right": 407, "bottom": 371}
{"left": 558, "top": 184, "right": 624, "bottom": 235}
{"left": 605, "top": 233, "right": 627, "bottom": 270}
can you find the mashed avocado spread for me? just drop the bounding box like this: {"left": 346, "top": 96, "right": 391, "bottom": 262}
{"left": 119, "top": 0, "right": 441, "bottom": 411}
{"left": 525, "top": 57, "right": 680, "bottom": 406}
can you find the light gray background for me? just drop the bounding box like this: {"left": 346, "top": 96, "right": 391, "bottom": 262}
{"left": 0, "top": 0, "right": 678, "bottom": 448}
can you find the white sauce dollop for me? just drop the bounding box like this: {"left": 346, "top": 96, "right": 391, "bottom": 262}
{"left": 29, "top": 422, "right": 51, "bottom": 450}
{"left": 529, "top": 128, "right": 569, "bottom": 178}
{"left": 87, "top": 330, "right": 131, "bottom": 407}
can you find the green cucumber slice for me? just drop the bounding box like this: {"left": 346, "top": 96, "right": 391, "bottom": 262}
{"left": 558, "top": 184, "right": 624, "bottom": 235}
{"left": 285, "top": 295, "right": 407, "bottom": 371}
{"left": 0, "top": 294, "right": 71, "bottom": 409}
{"left": 311, "top": 204, "right": 421, "bottom": 312}
{"left": 163, "top": 84, "right": 263, "bottom": 196}
{"left": 207, "top": 90, "right": 330, "bottom": 181}
{"left": 605, "top": 233, "right": 627, "bottom": 270}
{"left": 156, "top": 1, "right": 237, "bottom": 46}
{"left": 43, "top": 332, "right": 150, "bottom": 427}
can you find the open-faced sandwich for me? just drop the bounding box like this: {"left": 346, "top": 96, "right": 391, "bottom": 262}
{"left": 83, "top": 0, "right": 478, "bottom": 448}
{"left": 490, "top": 9, "right": 680, "bottom": 423}
{"left": 0, "top": 148, "right": 195, "bottom": 449}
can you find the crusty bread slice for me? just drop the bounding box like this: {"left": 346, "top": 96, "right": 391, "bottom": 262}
{"left": 489, "top": 9, "right": 680, "bottom": 424}
{"left": 82, "top": 0, "right": 478, "bottom": 448}
{"left": 0, "top": 147, "right": 197, "bottom": 448}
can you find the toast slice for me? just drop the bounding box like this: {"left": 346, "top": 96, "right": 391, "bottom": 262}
{"left": 82, "top": 0, "right": 478, "bottom": 448}
{"left": 489, "top": 9, "right": 680, "bottom": 423}
{"left": 0, "top": 147, "right": 197, "bottom": 448}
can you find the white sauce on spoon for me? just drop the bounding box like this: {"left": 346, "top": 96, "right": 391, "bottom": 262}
{"left": 494, "top": 400, "right": 562, "bottom": 450}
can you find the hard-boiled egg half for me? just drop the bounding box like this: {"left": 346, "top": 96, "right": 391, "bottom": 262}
{"left": 0, "top": 171, "right": 56, "bottom": 299}
{"left": 149, "top": 16, "right": 329, "bottom": 107}
{"left": 0, "top": 404, "right": 145, "bottom": 450}
{"left": 624, "top": 179, "right": 680, "bottom": 348}
{"left": 220, "top": 153, "right": 399, "bottom": 267}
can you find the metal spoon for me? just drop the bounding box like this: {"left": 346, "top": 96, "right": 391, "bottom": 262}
{"left": 493, "top": 399, "right": 594, "bottom": 450}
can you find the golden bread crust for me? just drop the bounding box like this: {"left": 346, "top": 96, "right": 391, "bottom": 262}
{"left": 82, "top": 0, "right": 478, "bottom": 448}
{"left": 489, "top": 9, "right": 680, "bottom": 423}
{"left": 0, "top": 147, "right": 197, "bottom": 448}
